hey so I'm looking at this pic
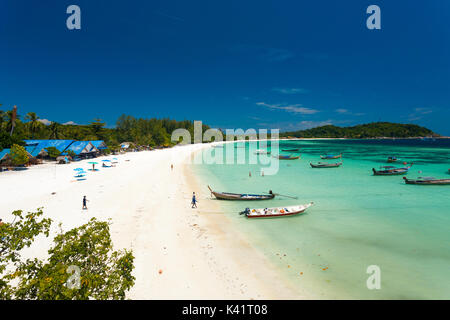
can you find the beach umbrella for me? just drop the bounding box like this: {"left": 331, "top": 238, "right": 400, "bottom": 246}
{"left": 74, "top": 168, "right": 84, "bottom": 171}
{"left": 88, "top": 161, "right": 98, "bottom": 171}
{"left": 101, "top": 159, "right": 111, "bottom": 162}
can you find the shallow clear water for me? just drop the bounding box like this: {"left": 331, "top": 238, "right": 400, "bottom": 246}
{"left": 192, "top": 139, "right": 450, "bottom": 299}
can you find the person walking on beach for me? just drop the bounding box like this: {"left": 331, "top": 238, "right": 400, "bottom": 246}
{"left": 82, "top": 196, "right": 89, "bottom": 210}
{"left": 171, "top": 164, "right": 173, "bottom": 171}
{"left": 191, "top": 192, "right": 198, "bottom": 208}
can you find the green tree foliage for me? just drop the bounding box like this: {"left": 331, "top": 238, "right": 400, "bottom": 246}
{"left": 1, "top": 210, "right": 135, "bottom": 300}
{"left": 1, "top": 109, "right": 211, "bottom": 150}
{"left": 65, "top": 150, "right": 76, "bottom": 158}
{"left": 0, "top": 208, "right": 52, "bottom": 299}
{"left": 10, "top": 144, "right": 29, "bottom": 166}
{"left": 282, "top": 122, "right": 438, "bottom": 139}
{"left": 89, "top": 118, "right": 106, "bottom": 140}
{"left": 48, "top": 122, "right": 63, "bottom": 139}
{"left": 25, "top": 112, "right": 41, "bottom": 139}
{"left": 0, "top": 132, "right": 24, "bottom": 150}
{"left": 45, "top": 146, "right": 61, "bottom": 159}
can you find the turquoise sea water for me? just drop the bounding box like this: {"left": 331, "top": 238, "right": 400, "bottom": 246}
{"left": 192, "top": 139, "right": 450, "bottom": 299}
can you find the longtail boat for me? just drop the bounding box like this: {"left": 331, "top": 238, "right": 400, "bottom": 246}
{"left": 208, "top": 185, "right": 275, "bottom": 200}
{"left": 254, "top": 149, "right": 271, "bottom": 155}
{"left": 372, "top": 164, "right": 412, "bottom": 176}
{"left": 310, "top": 162, "right": 343, "bottom": 168}
{"left": 320, "top": 153, "right": 342, "bottom": 159}
{"left": 281, "top": 148, "right": 300, "bottom": 152}
{"left": 240, "top": 202, "right": 314, "bottom": 218}
{"left": 387, "top": 156, "right": 398, "bottom": 163}
{"left": 403, "top": 177, "right": 450, "bottom": 185}
{"left": 274, "top": 155, "right": 300, "bottom": 160}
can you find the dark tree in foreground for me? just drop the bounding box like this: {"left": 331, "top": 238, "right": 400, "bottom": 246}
{"left": 0, "top": 210, "right": 135, "bottom": 300}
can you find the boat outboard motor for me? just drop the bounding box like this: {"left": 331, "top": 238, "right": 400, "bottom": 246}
{"left": 239, "top": 208, "right": 250, "bottom": 215}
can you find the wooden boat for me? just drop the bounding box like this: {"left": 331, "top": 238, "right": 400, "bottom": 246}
{"left": 403, "top": 177, "right": 450, "bottom": 185}
{"left": 387, "top": 156, "right": 398, "bottom": 163}
{"left": 310, "top": 162, "right": 343, "bottom": 168}
{"left": 320, "top": 153, "right": 342, "bottom": 159}
{"left": 208, "top": 185, "right": 275, "bottom": 200}
{"left": 240, "top": 202, "right": 314, "bottom": 218}
{"left": 254, "top": 149, "right": 271, "bottom": 155}
{"left": 372, "top": 164, "right": 412, "bottom": 176}
{"left": 281, "top": 148, "right": 299, "bottom": 152}
{"left": 274, "top": 155, "right": 300, "bottom": 160}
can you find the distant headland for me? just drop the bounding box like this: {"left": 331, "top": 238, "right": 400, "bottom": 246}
{"left": 280, "top": 122, "right": 441, "bottom": 139}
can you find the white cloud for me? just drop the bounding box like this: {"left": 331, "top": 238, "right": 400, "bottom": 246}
{"left": 408, "top": 107, "right": 433, "bottom": 121}
{"left": 256, "top": 102, "right": 319, "bottom": 114}
{"left": 38, "top": 119, "right": 52, "bottom": 126}
{"left": 261, "top": 48, "right": 294, "bottom": 62}
{"left": 273, "top": 88, "right": 308, "bottom": 94}
{"left": 256, "top": 119, "right": 334, "bottom": 131}
{"left": 335, "top": 108, "right": 365, "bottom": 116}
{"left": 63, "top": 121, "right": 77, "bottom": 125}
{"left": 296, "top": 120, "right": 334, "bottom": 130}
{"left": 414, "top": 108, "right": 433, "bottom": 115}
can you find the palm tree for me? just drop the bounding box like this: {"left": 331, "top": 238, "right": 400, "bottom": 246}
{"left": 48, "top": 122, "right": 63, "bottom": 139}
{"left": 0, "top": 107, "right": 5, "bottom": 131}
{"left": 5, "top": 109, "right": 20, "bottom": 136}
{"left": 25, "top": 112, "right": 40, "bottom": 139}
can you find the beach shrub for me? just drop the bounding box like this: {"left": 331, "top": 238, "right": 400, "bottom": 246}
{"left": 45, "top": 146, "right": 61, "bottom": 159}
{"left": 65, "top": 150, "right": 76, "bottom": 159}
{"left": 0, "top": 211, "right": 135, "bottom": 300}
{"left": 10, "top": 144, "right": 29, "bottom": 166}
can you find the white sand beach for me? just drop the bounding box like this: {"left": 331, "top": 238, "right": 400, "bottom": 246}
{"left": 0, "top": 144, "right": 303, "bottom": 299}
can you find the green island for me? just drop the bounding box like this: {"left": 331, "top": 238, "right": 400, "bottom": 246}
{"left": 281, "top": 122, "right": 439, "bottom": 139}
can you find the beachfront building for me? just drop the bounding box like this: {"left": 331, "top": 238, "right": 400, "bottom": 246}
{"left": 62, "top": 141, "right": 99, "bottom": 159}
{"left": 0, "top": 148, "right": 11, "bottom": 163}
{"left": 23, "top": 139, "right": 108, "bottom": 160}
{"left": 24, "top": 140, "right": 75, "bottom": 158}
{"left": 120, "top": 142, "right": 134, "bottom": 150}
{"left": 90, "top": 140, "right": 108, "bottom": 151}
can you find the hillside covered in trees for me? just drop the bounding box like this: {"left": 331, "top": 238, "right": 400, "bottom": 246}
{"left": 281, "top": 122, "right": 438, "bottom": 139}
{"left": 0, "top": 108, "right": 210, "bottom": 151}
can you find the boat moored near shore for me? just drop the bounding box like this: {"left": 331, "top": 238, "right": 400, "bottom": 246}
{"left": 320, "top": 153, "right": 342, "bottom": 160}
{"left": 310, "top": 162, "right": 343, "bottom": 168}
{"left": 372, "top": 164, "right": 413, "bottom": 176}
{"left": 208, "top": 185, "right": 275, "bottom": 200}
{"left": 274, "top": 155, "right": 300, "bottom": 160}
{"left": 387, "top": 156, "right": 398, "bottom": 163}
{"left": 240, "top": 202, "right": 314, "bottom": 218}
{"left": 403, "top": 177, "right": 450, "bottom": 185}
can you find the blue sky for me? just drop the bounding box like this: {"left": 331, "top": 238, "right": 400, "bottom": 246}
{"left": 1, "top": 0, "right": 449, "bottom": 134}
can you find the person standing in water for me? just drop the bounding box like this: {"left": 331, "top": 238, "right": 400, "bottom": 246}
{"left": 191, "top": 192, "right": 198, "bottom": 208}
{"left": 82, "top": 196, "right": 89, "bottom": 210}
